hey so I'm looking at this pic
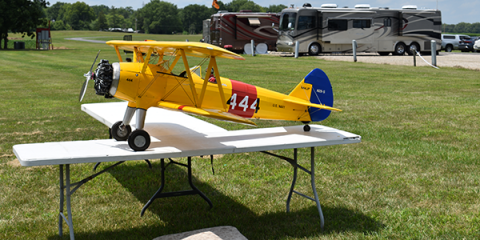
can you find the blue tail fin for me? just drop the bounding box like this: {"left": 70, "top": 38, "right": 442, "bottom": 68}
{"left": 304, "top": 68, "right": 334, "bottom": 122}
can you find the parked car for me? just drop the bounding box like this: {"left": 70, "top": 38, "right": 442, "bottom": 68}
{"left": 441, "top": 34, "right": 471, "bottom": 52}
{"left": 474, "top": 38, "right": 480, "bottom": 52}
{"left": 462, "top": 36, "right": 477, "bottom": 52}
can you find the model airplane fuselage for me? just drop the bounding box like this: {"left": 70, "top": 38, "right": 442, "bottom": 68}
{"left": 80, "top": 41, "right": 341, "bottom": 151}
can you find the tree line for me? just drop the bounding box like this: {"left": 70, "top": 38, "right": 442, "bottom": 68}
{"left": 442, "top": 23, "right": 480, "bottom": 34}
{"left": 45, "top": 0, "right": 286, "bottom": 34}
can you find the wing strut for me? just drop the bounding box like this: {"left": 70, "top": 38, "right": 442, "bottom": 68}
{"left": 198, "top": 56, "right": 227, "bottom": 111}
{"left": 141, "top": 47, "right": 154, "bottom": 73}
{"left": 114, "top": 45, "right": 123, "bottom": 62}
{"left": 180, "top": 49, "right": 200, "bottom": 107}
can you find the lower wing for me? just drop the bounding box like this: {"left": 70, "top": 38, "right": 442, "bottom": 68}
{"left": 157, "top": 101, "right": 256, "bottom": 126}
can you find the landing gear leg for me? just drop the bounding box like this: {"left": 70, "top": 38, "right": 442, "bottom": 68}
{"left": 111, "top": 106, "right": 135, "bottom": 141}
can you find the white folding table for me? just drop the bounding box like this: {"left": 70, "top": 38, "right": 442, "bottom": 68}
{"left": 13, "top": 102, "right": 361, "bottom": 240}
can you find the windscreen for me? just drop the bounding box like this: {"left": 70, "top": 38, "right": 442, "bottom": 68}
{"left": 279, "top": 12, "right": 297, "bottom": 31}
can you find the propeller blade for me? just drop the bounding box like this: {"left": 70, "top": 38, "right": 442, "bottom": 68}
{"left": 79, "top": 77, "right": 89, "bottom": 102}
{"left": 89, "top": 50, "right": 101, "bottom": 73}
{"left": 79, "top": 50, "right": 101, "bottom": 102}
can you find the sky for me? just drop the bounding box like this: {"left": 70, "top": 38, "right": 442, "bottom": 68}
{"left": 48, "top": 0, "right": 478, "bottom": 24}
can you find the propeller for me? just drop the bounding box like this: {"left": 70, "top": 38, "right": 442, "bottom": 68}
{"left": 79, "top": 50, "right": 101, "bottom": 102}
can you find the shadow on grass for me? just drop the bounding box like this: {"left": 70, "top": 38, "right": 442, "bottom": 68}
{"left": 48, "top": 160, "right": 383, "bottom": 240}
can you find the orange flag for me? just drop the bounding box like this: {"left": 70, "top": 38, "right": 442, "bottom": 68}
{"left": 212, "top": 0, "right": 219, "bottom": 9}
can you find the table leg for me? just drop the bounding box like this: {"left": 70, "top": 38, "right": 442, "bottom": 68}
{"left": 261, "top": 148, "right": 325, "bottom": 229}
{"left": 309, "top": 147, "right": 324, "bottom": 230}
{"left": 141, "top": 157, "right": 212, "bottom": 216}
{"left": 58, "top": 164, "right": 75, "bottom": 240}
{"left": 59, "top": 165, "right": 64, "bottom": 237}
{"left": 286, "top": 149, "right": 298, "bottom": 212}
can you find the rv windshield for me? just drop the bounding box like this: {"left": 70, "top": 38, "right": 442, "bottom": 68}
{"left": 279, "top": 12, "right": 297, "bottom": 30}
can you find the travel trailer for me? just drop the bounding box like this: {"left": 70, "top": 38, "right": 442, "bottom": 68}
{"left": 276, "top": 4, "right": 442, "bottom": 55}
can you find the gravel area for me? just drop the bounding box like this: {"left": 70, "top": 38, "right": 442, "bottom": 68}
{"left": 274, "top": 52, "right": 480, "bottom": 71}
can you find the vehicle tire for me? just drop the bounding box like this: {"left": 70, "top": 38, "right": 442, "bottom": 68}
{"left": 407, "top": 43, "right": 420, "bottom": 55}
{"left": 128, "top": 129, "right": 151, "bottom": 151}
{"left": 378, "top": 52, "right": 390, "bottom": 56}
{"left": 111, "top": 121, "right": 131, "bottom": 141}
{"left": 393, "top": 42, "right": 406, "bottom": 55}
{"left": 308, "top": 43, "right": 321, "bottom": 56}
{"left": 303, "top": 125, "right": 311, "bottom": 132}
{"left": 445, "top": 45, "right": 453, "bottom": 52}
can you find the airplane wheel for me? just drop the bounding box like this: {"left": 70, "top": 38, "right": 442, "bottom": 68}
{"left": 111, "top": 121, "right": 131, "bottom": 141}
{"left": 128, "top": 129, "right": 151, "bottom": 151}
{"left": 303, "top": 125, "right": 311, "bottom": 132}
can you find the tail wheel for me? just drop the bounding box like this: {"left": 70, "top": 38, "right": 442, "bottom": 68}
{"left": 303, "top": 125, "right": 311, "bottom": 132}
{"left": 407, "top": 43, "right": 420, "bottom": 55}
{"left": 111, "top": 121, "right": 131, "bottom": 141}
{"left": 394, "top": 42, "right": 406, "bottom": 55}
{"left": 308, "top": 43, "right": 321, "bottom": 56}
{"left": 128, "top": 129, "right": 151, "bottom": 151}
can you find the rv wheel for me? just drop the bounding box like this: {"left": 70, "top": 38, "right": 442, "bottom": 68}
{"left": 393, "top": 43, "right": 406, "bottom": 55}
{"left": 308, "top": 43, "right": 321, "bottom": 56}
{"left": 407, "top": 43, "right": 420, "bottom": 55}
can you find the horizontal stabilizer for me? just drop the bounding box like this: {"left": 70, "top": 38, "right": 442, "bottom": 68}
{"left": 284, "top": 98, "right": 342, "bottom": 112}
{"left": 158, "top": 102, "right": 256, "bottom": 126}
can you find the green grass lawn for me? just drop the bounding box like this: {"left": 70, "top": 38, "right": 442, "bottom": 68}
{"left": 1, "top": 31, "right": 479, "bottom": 239}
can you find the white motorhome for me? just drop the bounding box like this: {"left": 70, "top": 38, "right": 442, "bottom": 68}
{"left": 276, "top": 4, "right": 442, "bottom": 55}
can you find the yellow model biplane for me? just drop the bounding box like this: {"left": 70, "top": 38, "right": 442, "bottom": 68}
{"left": 79, "top": 40, "right": 341, "bottom": 151}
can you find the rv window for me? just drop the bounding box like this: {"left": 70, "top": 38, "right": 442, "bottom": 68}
{"left": 279, "top": 12, "right": 297, "bottom": 30}
{"left": 297, "top": 16, "right": 316, "bottom": 30}
{"left": 353, "top": 19, "right": 371, "bottom": 28}
{"left": 328, "top": 19, "right": 347, "bottom": 31}
{"left": 384, "top": 18, "right": 392, "bottom": 27}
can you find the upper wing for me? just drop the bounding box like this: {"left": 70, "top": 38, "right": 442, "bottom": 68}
{"left": 157, "top": 101, "right": 256, "bottom": 126}
{"left": 106, "top": 40, "right": 245, "bottom": 60}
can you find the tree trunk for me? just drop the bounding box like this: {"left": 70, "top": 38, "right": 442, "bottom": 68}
{"left": 1, "top": 33, "right": 8, "bottom": 49}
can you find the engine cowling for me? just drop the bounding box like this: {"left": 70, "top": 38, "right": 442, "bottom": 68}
{"left": 93, "top": 59, "right": 115, "bottom": 98}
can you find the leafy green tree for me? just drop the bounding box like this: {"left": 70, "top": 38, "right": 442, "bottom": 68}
{"left": 107, "top": 13, "right": 126, "bottom": 28}
{"left": 0, "top": 0, "right": 49, "bottom": 49}
{"left": 52, "top": 19, "right": 66, "bottom": 30}
{"left": 45, "top": 1, "right": 67, "bottom": 21}
{"left": 442, "top": 24, "right": 455, "bottom": 33}
{"left": 226, "top": 0, "right": 263, "bottom": 12}
{"left": 265, "top": 4, "right": 287, "bottom": 13}
{"left": 182, "top": 4, "right": 213, "bottom": 34}
{"left": 470, "top": 22, "right": 480, "bottom": 33}
{"left": 95, "top": 11, "right": 108, "bottom": 30}
{"left": 238, "top": 1, "right": 263, "bottom": 12}
{"left": 64, "top": 1, "right": 95, "bottom": 30}
{"left": 91, "top": 4, "right": 109, "bottom": 17}
{"left": 117, "top": 7, "right": 134, "bottom": 19}
{"left": 454, "top": 22, "right": 469, "bottom": 33}
{"left": 137, "top": 0, "right": 181, "bottom": 34}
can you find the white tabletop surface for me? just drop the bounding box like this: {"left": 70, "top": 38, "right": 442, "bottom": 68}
{"left": 14, "top": 102, "right": 361, "bottom": 167}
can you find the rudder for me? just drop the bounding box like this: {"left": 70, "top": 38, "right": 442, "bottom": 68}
{"left": 304, "top": 68, "right": 334, "bottom": 122}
